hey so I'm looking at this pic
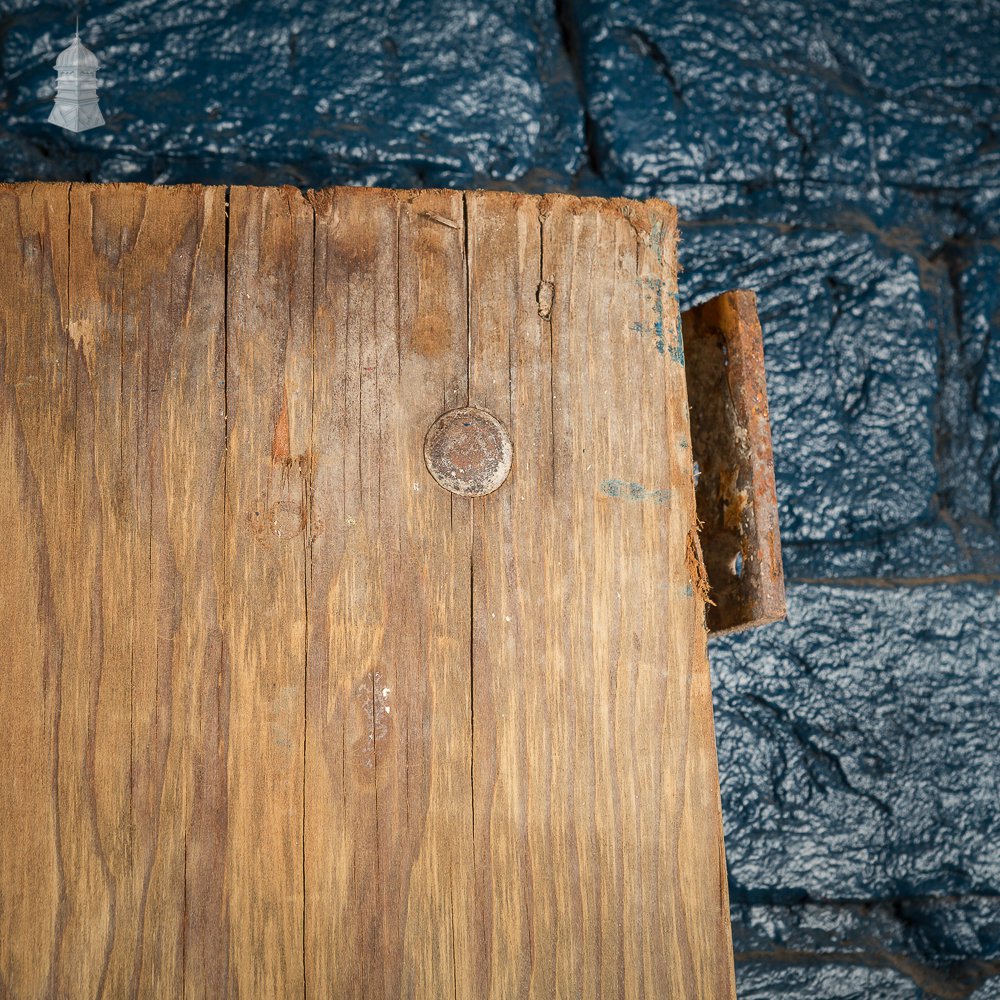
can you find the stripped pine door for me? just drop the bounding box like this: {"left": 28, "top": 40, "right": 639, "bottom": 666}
{"left": 0, "top": 182, "right": 735, "bottom": 999}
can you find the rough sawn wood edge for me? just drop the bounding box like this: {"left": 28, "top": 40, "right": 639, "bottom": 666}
{"left": 682, "top": 289, "right": 786, "bottom": 636}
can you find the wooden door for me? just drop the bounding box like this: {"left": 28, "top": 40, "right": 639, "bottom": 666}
{"left": 0, "top": 182, "right": 734, "bottom": 998}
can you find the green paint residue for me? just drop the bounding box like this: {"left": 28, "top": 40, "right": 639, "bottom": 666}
{"left": 600, "top": 479, "right": 672, "bottom": 505}
{"left": 650, "top": 219, "right": 665, "bottom": 264}
{"left": 668, "top": 328, "right": 685, "bottom": 367}
{"left": 632, "top": 276, "right": 684, "bottom": 366}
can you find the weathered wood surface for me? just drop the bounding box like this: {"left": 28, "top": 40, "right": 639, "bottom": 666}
{"left": 682, "top": 290, "right": 785, "bottom": 636}
{"left": 0, "top": 182, "right": 735, "bottom": 999}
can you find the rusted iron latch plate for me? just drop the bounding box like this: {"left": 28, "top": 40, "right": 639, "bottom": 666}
{"left": 682, "top": 290, "right": 786, "bottom": 636}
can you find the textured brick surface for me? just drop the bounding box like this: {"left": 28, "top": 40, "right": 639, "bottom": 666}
{"left": 3, "top": 0, "right": 999, "bottom": 994}
{"left": 1, "top": 0, "right": 583, "bottom": 188}
{"left": 563, "top": 0, "right": 1000, "bottom": 196}
{"left": 713, "top": 584, "right": 1000, "bottom": 994}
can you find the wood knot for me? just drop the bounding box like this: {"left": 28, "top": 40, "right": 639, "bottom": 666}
{"left": 537, "top": 280, "right": 554, "bottom": 319}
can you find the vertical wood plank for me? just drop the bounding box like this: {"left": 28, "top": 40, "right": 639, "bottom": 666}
{"left": 464, "top": 190, "right": 546, "bottom": 999}
{"left": 305, "top": 186, "right": 474, "bottom": 998}
{"left": 152, "top": 185, "right": 229, "bottom": 1000}
{"left": 304, "top": 185, "right": 392, "bottom": 998}
{"left": 72, "top": 183, "right": 160, "bottom": 999}
{"left": 74, "top": 183, "right": 229, "bottom": 999}
{"left": 394, "top": 190, "right": 474, "bottom": 1000}
{"left": 0, "top": 182, "right": 228, "bottom": 997}
{"left": 0, "top": 182, "right": 69, "bottom": 999}
{"left": 470, "top": 192, "right": 736, "bottom": 999}
{"left": 224, "top": 185, "right": 312, "bottom": 998}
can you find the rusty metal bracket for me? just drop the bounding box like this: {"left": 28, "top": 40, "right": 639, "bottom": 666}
{"left": 682, "top": 290, "right": 786, "bottom": 636}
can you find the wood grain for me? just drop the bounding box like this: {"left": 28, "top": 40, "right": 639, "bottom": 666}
{"left": 468, "top": 192, "right": 734, "bottom": 999}
{"left": 304, "top": 185, "right": 477, "bottom": 1000}
{"left": 0, "top": 182, "right": 227, "bottom": 996}
{"left": 0, "top": 182, "right": 736, "bottom": 999}
{"left": 224, "top": 185, "right": 312, "bottom": 997}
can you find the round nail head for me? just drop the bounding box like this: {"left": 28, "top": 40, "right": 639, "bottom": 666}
{"left": 423, "top": 407, "right": 513, "bottom": 497}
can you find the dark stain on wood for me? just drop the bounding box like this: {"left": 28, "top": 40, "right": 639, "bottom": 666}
{"left": 682, "top": 289, "right": 786, "bottom": 636}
